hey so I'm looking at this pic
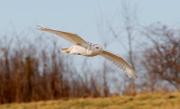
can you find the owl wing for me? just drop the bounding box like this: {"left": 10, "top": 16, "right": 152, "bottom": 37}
{"left": 100, "top": 50, "right": 137, "bottom": 79}
{"left": 39, "top": 26, "right": 89, "bottom": 48}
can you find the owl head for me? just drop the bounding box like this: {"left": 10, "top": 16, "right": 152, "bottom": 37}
{"left": 92, "top": 44, "right": 103, "bottom": 53}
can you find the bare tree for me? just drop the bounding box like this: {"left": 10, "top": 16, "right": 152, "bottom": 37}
{"left": 96, "top": 0, "right": 140, "bottom": 95}
{"left": 108, "top": 1, "right": 140, "bottom": 95}
{"left": 142, "top": 23, "right": 180, "bottom": 90}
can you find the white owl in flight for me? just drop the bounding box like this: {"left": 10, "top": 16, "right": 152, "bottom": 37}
{"left": 39, "top": 27, "right": 137, "bottom": 79}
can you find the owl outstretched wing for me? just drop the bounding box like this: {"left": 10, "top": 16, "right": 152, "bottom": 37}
{"left": 39, "top": 26, "right": 89, "bottom": 48}
{"left": 100, "top": 50, "right": 137, "bottom": 79}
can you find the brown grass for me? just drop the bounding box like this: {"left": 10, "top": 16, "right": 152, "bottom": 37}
{"left": 0, "top": 92, "right": 179, "bottom": 109}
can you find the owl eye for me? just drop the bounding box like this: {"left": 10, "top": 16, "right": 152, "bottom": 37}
{"left": 95, "top": 46, "right": 99, "bottom": 49}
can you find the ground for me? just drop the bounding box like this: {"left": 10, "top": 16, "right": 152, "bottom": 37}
{"left": 0, "top": 92, "right": 179, "bottom": 109}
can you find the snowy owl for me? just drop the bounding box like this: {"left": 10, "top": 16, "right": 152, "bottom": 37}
{"left": 39, "top": 27, "right": 137, "bottom": 79}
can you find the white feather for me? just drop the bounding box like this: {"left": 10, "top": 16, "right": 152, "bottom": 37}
{"left": 39, "top": 26, "right": 137, "bottom": 79}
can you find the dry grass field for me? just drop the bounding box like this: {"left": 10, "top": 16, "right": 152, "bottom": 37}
{"left": 0, "top": 92, "right": 179, "bottom": 109}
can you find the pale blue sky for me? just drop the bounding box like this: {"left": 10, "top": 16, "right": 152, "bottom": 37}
{"left": 0, "top": 0, "right": 180, "bottom": 37}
